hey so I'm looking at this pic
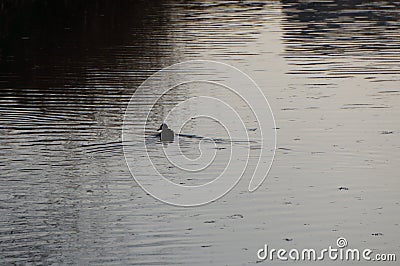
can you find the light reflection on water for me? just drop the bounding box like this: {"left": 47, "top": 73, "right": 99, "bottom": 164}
{"left": 0, "top": 1, "right": 399, "bottom": 265}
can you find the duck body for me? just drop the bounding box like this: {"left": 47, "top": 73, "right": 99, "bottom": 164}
{"left": 158, "top": 123, "right": 174, "bottom": 142}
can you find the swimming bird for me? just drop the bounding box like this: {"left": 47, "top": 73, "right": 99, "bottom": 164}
{"left": 155, "top": 123, "right": 255, "bottom": 144}
{"left": 158, "top": 123, "right": 174, "bottom": 142}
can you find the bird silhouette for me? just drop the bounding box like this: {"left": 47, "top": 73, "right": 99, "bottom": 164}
{"left": 158, "top": 123, "right": 174, "bottom": 142}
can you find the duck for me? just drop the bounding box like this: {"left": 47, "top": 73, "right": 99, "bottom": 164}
{"left": 158, "top": 123, "right": 174, "bottom": 142}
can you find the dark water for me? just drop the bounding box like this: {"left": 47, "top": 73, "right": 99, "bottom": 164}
{"left": 1, "top": 1, "right": 399, "bottom": 265}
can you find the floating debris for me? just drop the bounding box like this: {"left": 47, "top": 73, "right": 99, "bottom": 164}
{"left": 278, "top": 147, "right": 292, "bottom": 151}
{"left": 228, "top": 214, "right": 244, "bottom": 219}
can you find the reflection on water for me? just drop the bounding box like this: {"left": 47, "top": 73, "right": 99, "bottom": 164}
{"left": 282, "top": 0, "right": 400, "bottom": 78}
{"left": 1, "top": 1, "right": 399, "bottom": 264}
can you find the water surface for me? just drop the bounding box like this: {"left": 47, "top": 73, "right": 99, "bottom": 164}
{"left": 0, "top": 1, "right": 399, "bottom": 265}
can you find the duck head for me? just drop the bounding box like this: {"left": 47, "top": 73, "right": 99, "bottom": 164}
{"left": 158, "top": 123, "right": 169, "bottom": 131}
